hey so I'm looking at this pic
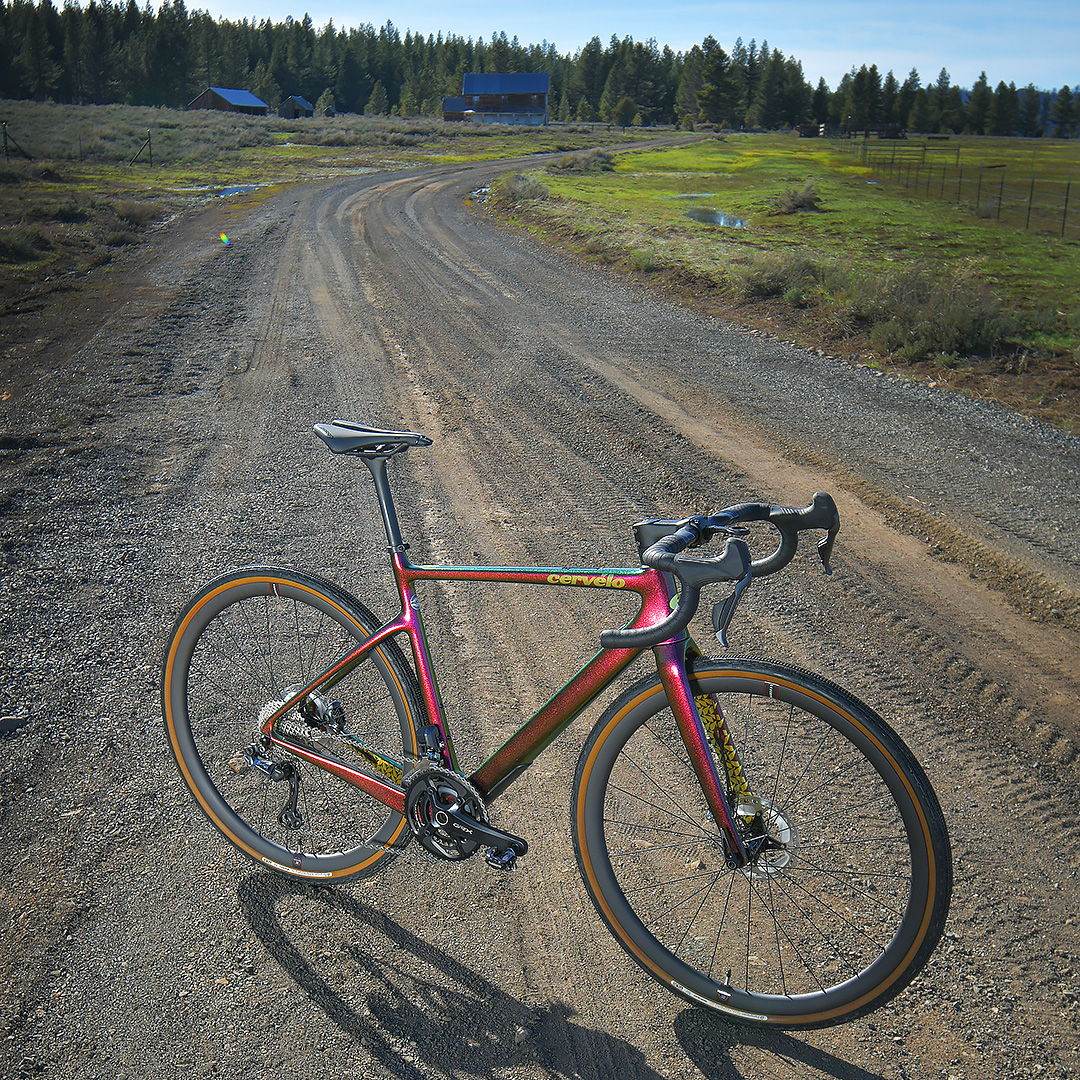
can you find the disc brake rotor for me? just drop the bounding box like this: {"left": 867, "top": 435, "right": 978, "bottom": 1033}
{"left": 738, "top": 797, "right": 800, "bottom": 879}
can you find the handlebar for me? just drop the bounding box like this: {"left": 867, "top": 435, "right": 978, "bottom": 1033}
{"left": 599, "top": 492, "right": 839, "bottom": 650}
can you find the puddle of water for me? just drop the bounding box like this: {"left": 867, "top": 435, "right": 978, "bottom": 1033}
{"left": 217, "top": 185, "right": 259, "bottom": 197}
{"left": 684, "top": 206, "right": 747, "bottom": 228}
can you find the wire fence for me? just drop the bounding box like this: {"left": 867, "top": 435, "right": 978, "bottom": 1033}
{"left": 845, "top": 139, "right": 1078, "bottom": 239}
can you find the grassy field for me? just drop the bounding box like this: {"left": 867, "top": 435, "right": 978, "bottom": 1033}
{"left": 0, "top": 99, "right": 644, "bottom": 307}
{"left": 496, "top": 135, "right": 1080, "bottom": 427}
{"left": 2, "top": 102, "right": 1077, "bottom": 428}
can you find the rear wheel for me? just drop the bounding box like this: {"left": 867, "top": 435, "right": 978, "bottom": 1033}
{"left": 162, "top": 568, "right": 424, "bottom": 880}
{"left": 573, "top": 657, "right": 951, "bottom": 1028}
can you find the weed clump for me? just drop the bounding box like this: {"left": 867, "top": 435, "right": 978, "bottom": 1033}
{"left": 735, "top": 252, "right": 839, "bottom": 303}
{"left": 774, "top": 179, "right": 822, "bottom": 214}
{"left": 0, "top": 225, "right": 51, "bottom": 262}
{"left": 494, "top": 173, "right": 550, "bottom": 204}
{"left": 629, "top": 248, "right": 658, "bottom": 272}
{"left": 732, "top": 251, "right": 1014, "bottom": 361}
{"left": 547, "top": 148, "right": 615, "bottom": 174}
{"left": 846, "top": 264, "right": 1017, "bottom": 361}
{"left": 115, "top": 200, "right": 163, "bottom": 227}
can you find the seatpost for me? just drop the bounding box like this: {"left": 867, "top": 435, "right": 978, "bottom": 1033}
{"left": 361, "top": 454, "right": 407, "bottom": 551}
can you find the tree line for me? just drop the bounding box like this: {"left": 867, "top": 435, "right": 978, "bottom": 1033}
{"left": 1, "top": 0, "right": 1076, "bottom": 137}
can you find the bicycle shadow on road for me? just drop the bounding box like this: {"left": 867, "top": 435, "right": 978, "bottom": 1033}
{"left": 673, "top": 1009, "right": 886, "bottom": 1080}
{"left": 237, "top": 872, "right": 667, "bottom": 1080}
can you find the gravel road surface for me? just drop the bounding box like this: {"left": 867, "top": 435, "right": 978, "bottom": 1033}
{"left": 1, "top": 157, "right": 1078, "bottom": 1080}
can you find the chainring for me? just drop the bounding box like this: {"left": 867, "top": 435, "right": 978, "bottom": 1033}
{"left": 404, "top": 767, "right": 489, "bottom": 861}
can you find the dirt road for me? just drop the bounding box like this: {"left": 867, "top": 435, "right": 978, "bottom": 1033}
{"left": 1, "top": 158, "right": 1078, "bottom": 1080}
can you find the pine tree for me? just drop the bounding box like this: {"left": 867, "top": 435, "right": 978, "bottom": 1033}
{"left": 675, "top": 45, "right": 704, "bottom": 126}
{"left": 966, "top": 72, "right": 992, "bottom": 134}
{"left": 895, "top": 69, "right": 920, "bottom": 131}
{"left": 696, "top": 36, "right": 737, "bottom": 126}
{"left": 1050, "top": 85, "right": 1076, "bottom": 138}
{"left": 908, "top": 89, "right": 932, "bottom": 133}
{"left": 988, "top": 81, "right": 1020, "bottom": 136}
{"left": 1019, "top": 84, "right": 1044, "bottom": 137}
{"left": 612, "top": 95, "right": 636, "bottom": 127}
{"left": 748, "top": 47, "right": 786, "bottom": 129}
{"left": 881, "top": 70, "right": 898, "bottom": 124}
{"left": 364, "top": 78, "right": 388, "bottom": 114}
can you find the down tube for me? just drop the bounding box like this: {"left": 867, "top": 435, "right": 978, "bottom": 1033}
{"left": 470, "top": 645, "right": 643, "bottom": 800}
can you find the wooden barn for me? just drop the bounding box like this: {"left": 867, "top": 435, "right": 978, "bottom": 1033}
{"left": 443, "top": 73, "right": 550, "bottom": 125}
{"left": 279, "top": 95, "right": 314, "bottom": 119}
{"left": 188, "top": 87, "right": 269, "bottom": 116}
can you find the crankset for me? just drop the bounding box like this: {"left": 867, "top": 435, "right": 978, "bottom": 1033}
{"left": 404, "top": 767, "right": 528, "bottom": 869}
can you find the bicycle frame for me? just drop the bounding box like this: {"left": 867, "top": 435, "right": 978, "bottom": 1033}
{"left": 258, "top": 454, "right": 750, "bottom": 866}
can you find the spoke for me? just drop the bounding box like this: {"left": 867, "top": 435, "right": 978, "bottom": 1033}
{"left": 611, "top": 746, "right": 708, "bottom": 836}
{"left": 771, "top": 865, "right": 895, "bottom": 959}
{"left": 708, "top": 869, "right": 740, "bottom": 981}
{"left": 768, "top": 701, "right": 796, "bottom": 807}
{"left": 756, "top": 868, "right": 833, "bottom": 993}
{"left": 763, "top": 870, "right": 880, "bottom": 983}
{"left": 638, "top": 870, "right": 728, "bottom": 936}
{"left": 605, "top": 836, "right": 710, "bottom": 861}
{"left": 784, "top": 851, "right": 908, "bottom": 918}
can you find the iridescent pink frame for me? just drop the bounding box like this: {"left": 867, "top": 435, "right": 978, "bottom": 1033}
{"left": 257, "top": 450, "right": 748, "bottom": 863}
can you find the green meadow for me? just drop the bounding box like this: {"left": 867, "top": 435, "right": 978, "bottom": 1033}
{"left": 2, "top": 101, "right": 1077, "bottom": 426}
{"left": 0, "top": 99, "right": 645, "bottom": 302}
{"left": 499, "top": 134, "right": 1079, "bottom": 426}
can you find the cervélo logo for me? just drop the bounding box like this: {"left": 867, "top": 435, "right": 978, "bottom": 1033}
{"left": 547, "top": 573, "right": 627, "bottom": 588}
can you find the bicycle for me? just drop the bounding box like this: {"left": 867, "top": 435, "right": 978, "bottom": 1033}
{"left": 162, "top": 421, "right": 952, "bottom": 1029}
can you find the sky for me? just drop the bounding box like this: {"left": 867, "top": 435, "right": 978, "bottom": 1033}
{"left": 197, "top": 0, "right": 1078, "bottom": 91}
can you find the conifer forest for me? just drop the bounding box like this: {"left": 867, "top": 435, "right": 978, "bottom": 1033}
{"left": 0, "top": 0, "right": 1077, "bottom": 136}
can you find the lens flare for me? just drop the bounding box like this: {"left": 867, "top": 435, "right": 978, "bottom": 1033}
{"left": 220, "top": 233, "right": 230, "bottom": 245}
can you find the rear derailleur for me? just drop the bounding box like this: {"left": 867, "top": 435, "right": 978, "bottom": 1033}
{"left": 243, "top": 738, "right": 303, "bottom": 830}
{"left": 404, "top": 766, "right": 528, "bottom": 870}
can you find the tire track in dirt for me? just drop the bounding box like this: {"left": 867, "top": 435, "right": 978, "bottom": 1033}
{"left": 300, "top": 164, "right": 1080, "bottom": 1078}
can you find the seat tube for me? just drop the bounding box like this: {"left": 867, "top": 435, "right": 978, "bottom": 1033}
{"left": 653, "top": 641, "right": 748, "bottom": 866}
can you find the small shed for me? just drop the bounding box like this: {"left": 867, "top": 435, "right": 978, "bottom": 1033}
{"left": 441, "top": 96, "right": 467, "bottom": 121}
{"left": 279, "top": 95, "right": 315, "bottom": 119}
{"left": 189, "top": 87, "right": 269, "bottom": 116}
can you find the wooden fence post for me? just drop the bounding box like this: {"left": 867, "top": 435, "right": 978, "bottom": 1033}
{"left": 128, "top": 129, "right": 153, "bottom": 166}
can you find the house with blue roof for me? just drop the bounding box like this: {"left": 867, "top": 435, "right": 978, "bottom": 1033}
{"left": 443, "top": 73, "right": 549, "bottom": 125}
{"left": 188, "top": 87, "right": 269, "bottom": 116}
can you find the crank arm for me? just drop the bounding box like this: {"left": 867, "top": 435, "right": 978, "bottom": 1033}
{"left": 435, "top": 804, "right": 529, "bottom": 856}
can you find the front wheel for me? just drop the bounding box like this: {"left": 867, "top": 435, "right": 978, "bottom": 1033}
{"left": 572, "top": 657, "right": 951, "bottom": 1028}
{"left": 162, "top": 568, "right": 425, "bottom": 881}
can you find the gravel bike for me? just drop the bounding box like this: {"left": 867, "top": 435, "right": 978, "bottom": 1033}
{"left": 162, "top": 421, "right": 952, "bottom": 1029}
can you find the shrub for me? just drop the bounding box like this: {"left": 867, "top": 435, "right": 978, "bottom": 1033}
{"left": 0, "top": 225, "right": 51, "bottom": 262}
{"left": 547, "top": 148, "right": 615, "bottom": 174}
{"left": 114, "top": 200, "right": 162, "bottom": 227}
{"left": 736, "top": 253, "right": 830, "bottom": 299}
{"left": 774, "top": 179, "right": 823, "bottom": 214}
{"left": 629, "top": 248, "right": 658, "bottom": 272}
{"left": 52, "top": 199, "right": 86, "bottom": 223}
{"left": 496, "top": 173, "right": 550, "bottom": 204}
{"left": 847, "top": 264, "right": 1017, "bottom": 360}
